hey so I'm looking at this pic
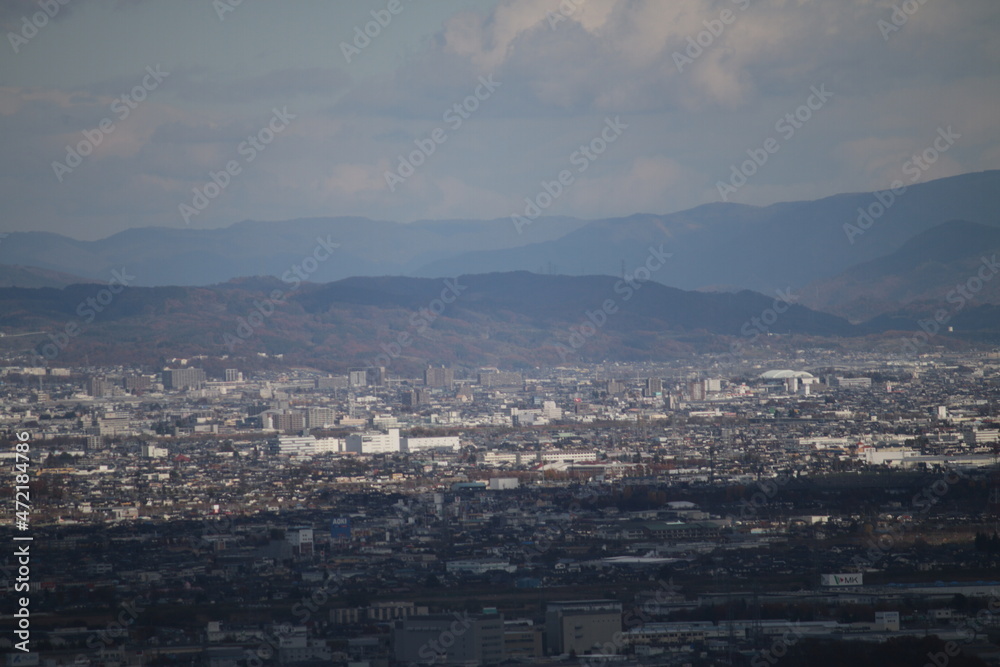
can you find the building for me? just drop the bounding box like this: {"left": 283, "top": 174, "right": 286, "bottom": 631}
{"left": 122, "top": 374, "right": 151, "bottom": 393}
{"left": 504, "top": 620, "right": 544, "bottom": 659}
{"left": 644, "top": 378, "right": 662, "bottom": 398}
{"left": 393, "top": 612, "right": 505, "bottom": 666}
{"left": 403, "top": 436, "right": 460, "bottom": 452}
{"left": 366, "top": 366, "right": 387, "bottom": 386}
{"left": 345, "top": 429, "right": 401, "bottom": 454}
{"left": 835, "top": 376, "right": 872, "bottom": 389}
{"left": 141, "top": 443, "right": 168, "bottom": 458}
{"left": 86, "top": 376, "right": 114, "bottom": 398}
{"left": 162, "top": 367, "right": 207, "bottom": 390}
{"left": 305, "top": 407, "right": 337, "bottom": 429}
{"left": 545, "top": 600, "right": 622, "bottom": 656}
{"left": 285, "top": 527, "right": 313, "bottom": 557}
{"left": 446, "top": 559, "right": 516, "bottom": 575}
{"left": 404, "top": 388, "right": 431, "bottom": 408}
{"left": 488, "top": 478, "right": 519, "bottom": 490}
{"left": 478, "top": 371, "right": 523, "bottom": 388}
{"left": 688, "top": 380, "right": 706, "bottom": 402}
{"left": 315, "top": 376, "right": 348, "bottom": 390}
{"left": 262, "top": 410, "right": 306, "bottom": 433}
{"left": 424, "top": 366, "right": 454, "bottom": 388}
{"left": 224, "top": 369, "right": 243, "bottom": 382}
{"left": 349, "top": 369, "right": 368, "bottom": 387}
{"left": 271, "top": 435, "right": 343, "bottom": 457}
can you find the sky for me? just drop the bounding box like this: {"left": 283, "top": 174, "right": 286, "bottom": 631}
{"left": 1, "top": 0, "right": 998, "bottom": 240}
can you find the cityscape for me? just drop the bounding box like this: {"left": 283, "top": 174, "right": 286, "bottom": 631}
{"left": 3, "top": 1, "right": 1000, "bottom": 666}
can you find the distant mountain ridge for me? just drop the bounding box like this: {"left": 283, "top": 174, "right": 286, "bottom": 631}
{"left": 2, "top": 171, "right": 998, "bottom": 294}
{"left": 0, "top": 272, "right": 859, "bottom": 371}
{"left": 802, "top": 220, "right": 1000, "bottom": 321}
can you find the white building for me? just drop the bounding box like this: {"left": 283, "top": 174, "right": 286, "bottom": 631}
{"left": 141, "top": 443, "right": 168, "bottom": 458}
{"left": 403, "top": 436, "right": 460, "bottom": 452}
{"left": 273, "top": 435, "right": 344, "bottom": 457}
{"left": 345, "top": 428, "right": 401, "bottom": 454}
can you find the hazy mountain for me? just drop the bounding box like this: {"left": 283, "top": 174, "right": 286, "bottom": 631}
{"left": 0, "top": 217, "right": 588, "bottom": 287}
{"left": 0, "top": 265, "right": 99, "bottom": 289}
{"left": 415, "top": 171, "right": 1000, "bottom": 294}
{"left": 802, "top": 220, "right": 1000, "bottom": 322}
{"left": 1, "top": 171, "right": 997, "bottom": 292}
{"left": 0, "top": 273, "right": 857, "bottom": 371}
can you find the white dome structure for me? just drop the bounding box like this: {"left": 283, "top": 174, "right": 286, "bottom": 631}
{"left": 759, "top": 370, "right": 815, "bottom": 380}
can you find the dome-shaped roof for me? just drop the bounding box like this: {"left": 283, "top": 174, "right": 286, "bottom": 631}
{"left": 760, "top": 369, "right": 815, "bottom": 380}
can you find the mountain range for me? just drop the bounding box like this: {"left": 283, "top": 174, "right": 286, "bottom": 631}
{"left": 2, "top": 171, "right": 999, "bottom": 296}
{"left": 3, "top": 170, "right": 1000, "bottom": 369}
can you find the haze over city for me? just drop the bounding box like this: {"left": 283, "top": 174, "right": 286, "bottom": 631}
{"left": 4, "top": 2, "right": 1000, "bottom": 667}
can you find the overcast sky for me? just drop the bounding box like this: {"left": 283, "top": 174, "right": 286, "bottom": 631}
{"left": 1, "top": 0, "right": 998, "bottom": 240}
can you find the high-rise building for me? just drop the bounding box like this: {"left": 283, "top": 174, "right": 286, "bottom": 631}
{"left": 424, "top": 366, "right": 454, "bottom": 388}
{"left": 644, "top": 378, "right": 663, "bottom": 398}
{"left": 349, "top": 369, "right": 368, "bottom": 387}
{"left": 306, "top": 407, "right": 337, "bottom": 429}
{"left": 224, "top": 368, "right": 243, "bottom": 382}
{"left": 162, "top": 367, "right": 207, "bottom": 390}
{"left": 688, "top": 380, "right": 706, "bottom": 402}
{"left": 367, "top": 366, "right": 387, "bottom": 386}
{"left": 86, "top": 376, "right": 113, "bottom": 398}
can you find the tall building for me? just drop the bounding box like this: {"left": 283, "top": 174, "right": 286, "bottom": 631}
{"left": 349, "top": 369, "right": 368, "bottom": 387}
{"left": 224, "top": 368, "right": 243, "bottom": 382}
{"left": 86, "top": 376, "right": 113, "bottom": 398}
{"left": 162, "top": 367, "right": 207, "bottom": 390}
{"left": 545, "top": 600, "right": 622, "bottom": 656}
{"left": 367, "top": 366, "right": 387, "bottom": 386}
{"left": 394, "top": 612, "right": 505, "bottom": 666}
{"left": 644, "top": 378, "right": 663, "bottom": 398}
{"left": 306, "top": 407, "right": 337, "bottom": 429}
{"left": 262, "top": 410, "right": 306, "bottom": 433}
{"left": 424, "top": 366, "right": 454, "bottom": 388}
{"left": 688, "top": 380, "right": 706, "bottom": 402}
